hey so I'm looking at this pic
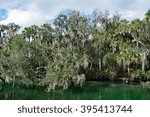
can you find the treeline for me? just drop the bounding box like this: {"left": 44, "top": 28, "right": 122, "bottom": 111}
{"left": 0, "top": 10, "right": 150, "bottom": 91}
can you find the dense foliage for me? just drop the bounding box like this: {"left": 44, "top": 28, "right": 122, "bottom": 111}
{"left": 0, "top": 10, "right": 150, "bottom": 91}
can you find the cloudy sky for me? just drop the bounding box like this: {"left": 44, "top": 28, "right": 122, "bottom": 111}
{"left": 0, "top": 0, "right": 150, "bottom": 27}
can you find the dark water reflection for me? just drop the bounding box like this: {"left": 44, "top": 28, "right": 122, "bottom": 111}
{"left": 0, "top": 81, "right": 150, "bottom": 100}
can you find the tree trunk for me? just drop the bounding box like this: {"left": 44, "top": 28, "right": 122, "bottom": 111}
{"left": 141, "top": 52, "right": 146, "bottom": 72}
{"left": 127, "top": 63, "right": 130, "bottom": 77}
{"left": 142, "top": 60, "right": 145, "bottom": 72}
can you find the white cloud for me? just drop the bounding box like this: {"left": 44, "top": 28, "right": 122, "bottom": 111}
{"left": 0, "top": 0, "right": 150, "bottom": 27}
{"left": 0, "top": 9, "right": 54, "bottom": 27}
{"left": 121, "top": 11, "right": 138, "bottom": 20}
{"left": 1, "top": 9, "right": 36, "bottom": 27}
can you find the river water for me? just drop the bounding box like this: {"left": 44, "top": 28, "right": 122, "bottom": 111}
{"left": 0, "top": 81, "right": 150, "bottom": 100}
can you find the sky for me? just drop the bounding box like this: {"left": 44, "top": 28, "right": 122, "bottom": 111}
{"left": 0, "top": 0, "right": 150, "bottom": 27}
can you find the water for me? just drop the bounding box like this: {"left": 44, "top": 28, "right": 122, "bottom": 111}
{"left": 0, "top": 81, "right": 150, "bottom": 100}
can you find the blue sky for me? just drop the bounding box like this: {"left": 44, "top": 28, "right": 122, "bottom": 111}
{"left": 0, "top": 9, "right": 8, "bottom": 20}
{"left": 0, "top": 0, "right": 150, "bottom": 27}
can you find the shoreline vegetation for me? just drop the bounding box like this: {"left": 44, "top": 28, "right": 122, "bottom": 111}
{"left": 0, "top": 10, "right": 150, "bottom": 91}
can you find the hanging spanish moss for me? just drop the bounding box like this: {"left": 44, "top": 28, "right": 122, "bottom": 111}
{"left": 0, "top": 10, "right": 150, "bottom": 91}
